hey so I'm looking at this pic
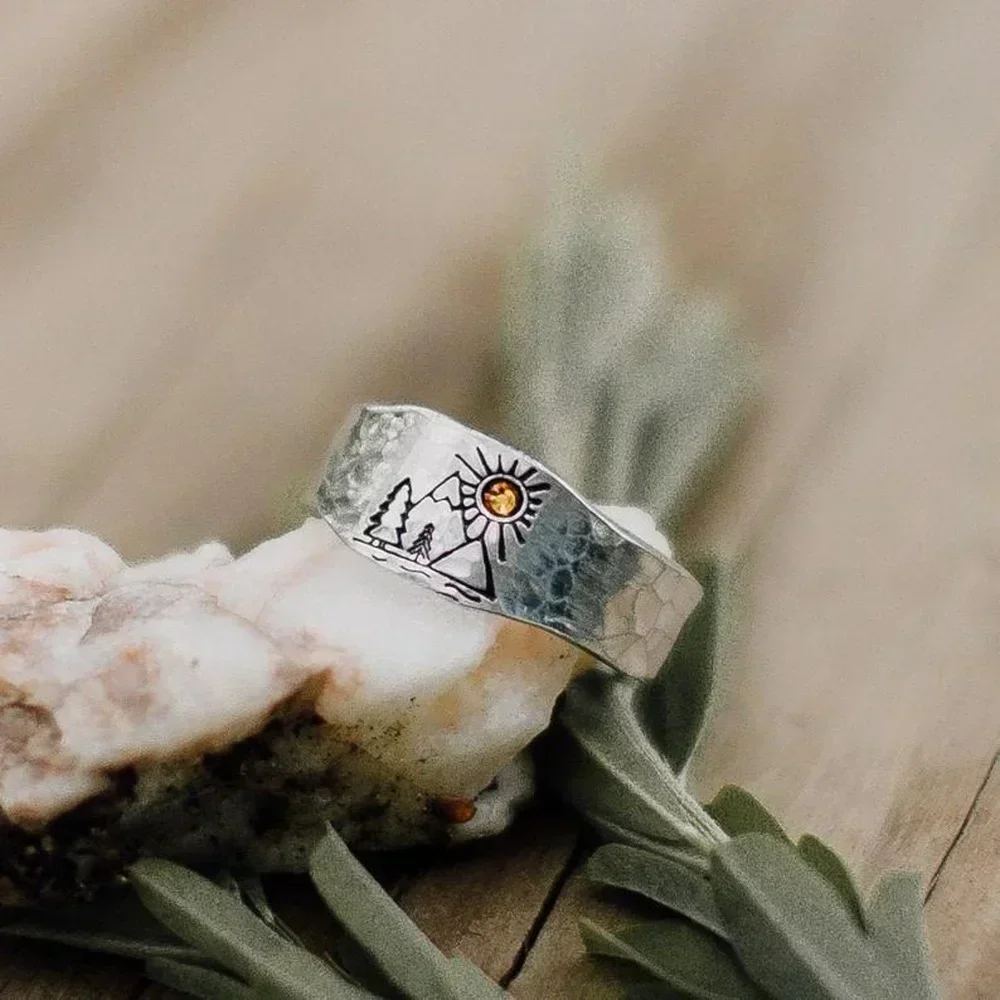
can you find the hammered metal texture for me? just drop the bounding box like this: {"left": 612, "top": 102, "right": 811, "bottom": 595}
{"left": 318, "top": 405, "right": 702, "bottom": 678}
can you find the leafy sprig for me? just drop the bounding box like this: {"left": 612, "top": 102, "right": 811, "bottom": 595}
{"left": 2, "top": 825, "right": 507, "bottom": 1000}
{"left": 557, "top": 563, "right": 943, "bottom": 1000}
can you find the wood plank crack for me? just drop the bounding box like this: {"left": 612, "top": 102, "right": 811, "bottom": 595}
{"left": 925, "top": 746, "right": 1000, "bottom": 904}
{"left": 500, "top": 833, "right": 584, "bottom": 987}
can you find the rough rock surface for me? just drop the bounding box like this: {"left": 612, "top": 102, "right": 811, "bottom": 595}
{"left": 0, "top": 509, "right": 670, "bottom": 903}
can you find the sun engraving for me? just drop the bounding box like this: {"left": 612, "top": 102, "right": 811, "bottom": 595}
{"left": 356, "top": 445, "right": 551, "bottom": 601}
{"left": 458, "top": 449, "right": 549, "bottom": 562}
{"left": 478, "top": 476, "right": 525, "bottom": 520}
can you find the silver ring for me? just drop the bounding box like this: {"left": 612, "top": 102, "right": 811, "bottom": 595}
{"left": 317, "top": 404, "right": 702, "bottom": 678}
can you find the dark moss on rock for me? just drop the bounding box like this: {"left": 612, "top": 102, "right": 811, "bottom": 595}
{"left": 0, "top": 711, "right": 449, "bottom": 905}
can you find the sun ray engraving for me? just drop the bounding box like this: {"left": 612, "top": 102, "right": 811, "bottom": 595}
{"left": 354, "top": 449, "right": 551, "bottom": 601}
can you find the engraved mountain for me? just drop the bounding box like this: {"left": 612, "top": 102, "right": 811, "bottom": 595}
{"left": 359, "top": 456, "right": 551, "bottom": 602}
{"left": 400, "top": 475, "right": 466, "bottom": 562}
{"left": 362, "top": 472, "right": 494, "bottom": 597}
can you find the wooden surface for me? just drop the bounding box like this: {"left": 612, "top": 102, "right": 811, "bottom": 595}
{"left": 1, "top": 2, "right": 998, "bottom": 997}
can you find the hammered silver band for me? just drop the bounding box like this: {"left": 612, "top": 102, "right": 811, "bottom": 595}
{"left": 317, "top": 404, "right": 702, "bottom": 679}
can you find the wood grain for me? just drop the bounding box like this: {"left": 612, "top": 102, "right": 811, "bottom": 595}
{"left": 926, "top": 755, "right": 1000, "bottom": 1000}
{"left": 509, "top": 870, "right": 632, "bottom": 1000}
{"left": 691, "top": 251, "right": 1000, "bottom": 884}
{"left": 396, "top": 809, "right": 579, "bottom": 985}
{"left": 0, "top": 0, "right": 718, "bottom": 558}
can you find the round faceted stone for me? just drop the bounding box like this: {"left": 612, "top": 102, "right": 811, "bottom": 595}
{"left": 480, "top": 478, "right": 524, "bottom": 519}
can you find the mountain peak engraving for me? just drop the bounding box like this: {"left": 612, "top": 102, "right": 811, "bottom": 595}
{"left": 356, "top": 456, "right": 551, "bottom": 602}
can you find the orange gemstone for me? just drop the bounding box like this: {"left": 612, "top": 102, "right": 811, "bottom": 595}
{"left": 481, "top": 478, "right": 522, "bottom": 518}
{"left": 432, "top": 796, "right": 478, "bottom": 824}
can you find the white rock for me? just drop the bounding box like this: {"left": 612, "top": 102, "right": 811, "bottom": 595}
{"left": 0, "top": 508, "right": 675, "bottom": 900}
{"left": 0, "top": 528, "right": 123, "bottom": 606}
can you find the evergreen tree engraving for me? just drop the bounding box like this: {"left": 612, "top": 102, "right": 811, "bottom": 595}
{"left": 407, "top": 523, "right": 435, "bottom": 562}
{"left": 365, "top": 479, "right": 412, "bottom": 547}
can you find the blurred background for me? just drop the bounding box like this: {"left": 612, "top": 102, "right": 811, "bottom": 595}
{"left": 6, "top": 1, "right": 995, "bottom": 560}
{"left": 1, "top": 3, "right": 998, "bottom": 996}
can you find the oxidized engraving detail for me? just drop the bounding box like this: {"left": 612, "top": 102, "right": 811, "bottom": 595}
{"left": 354, "top": 450, "right": 551, "bottom": 601}
{"left": 318, "top": 405, "right": 702, "bottom": 678}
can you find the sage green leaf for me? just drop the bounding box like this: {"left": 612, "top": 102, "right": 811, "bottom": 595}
{"left": 797, "top": 835, "right": 866, "bottom": 928}
{"left": 587, "top": 814, "right": 712, "bottom": 874}
{"left": 232, "top": 873, "right": 316, "bottom": 955}
{"left": 447, "top": 954, "right": 511, "bottom": 999}
{"left": 624, "top": 986, "right": 700, "bottom": 1000}
{"left": 704, "top": 786, "right": 789, "bottom": 843}
{"left": 711, "top": 834, "right": 900, "bottom": 1000}
{"left": 641, "top": 559, "right": 723, "bottom": 772}
{"left": 867, "top": 872, "right": 942, "bottom": 1000}
{"left": 324, "top": 931, "right": 403, "bottom": 998}
{"left": 584, "top": 844, "right": 727, "bottom": 939}
{"left": 0, "top": 917, "right": 203, "bottom": 966}
{"left": 625, "top": 986, "right": 704, "bottom": 1000}
{"left": 145, "top": 958, "right": 254, "bottom": 1000}
{"left": 581, "top": 918, "right": 763, "bottom": 999}
{"left": 559, "top": 669, "right": 728, "bottom": 855}
{"left": 309, "top": 825, "right": 506, "bottom": 1000}
{"left": 562, "top": 738, "right": 705, "bottom": 855}
{"left": 499, "top": 182, "right": 755, "bottom": 530}
{"left": 130, "top": 858, "right": 372, "bottom": 1000}
{"left": 0, "top": 895, "right": 205, "bottom": 965}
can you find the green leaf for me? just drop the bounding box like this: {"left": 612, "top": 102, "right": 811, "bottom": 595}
{"left": 230, "top": 873, "right": 318, "bottom": 957}
{"left": 562, "top": 739, "right": 703, "bottom": 855}
{"left": 584, "top": 844, "right": 727, "bottom": 939}
{"left": 587, "top": 814, "right": 712, "bottom": 873}
{"left": 710, "top": 834, "right": 900, "bottom": 1000}
{"left": 867, "top": 872, "right": 942, "bottom": 1000}
{"left": 0, "top": 895, "right": 206, "bottom": 965}
{"left": 308, "top": 825, "right": 506, "bottom": 1000}
{"left": 625, "top": 986, "right": 706, "bottom": 1000}
{"left": 145, "top": 958, "right": 255, "bottom": 1000}
{"left": 130, "top": 858, "right": 371, "bottom": 1000}
{"left": 499, "top": 182, "right": 755, "bottom": 529}
{"left": 558, "top": 670, "right": 728, "bottom": 855}
{"left": 581, "top": 918, "right": 764, "bottom": 999}
{"left": 797, "top": 835, "right": 866, "bottom": 928}
{"left": 641, "top": 559, "right": 724, "bottom": 772}
{"left": 447, "top": 955, "right": 510, "bottom": 999}
{"left": 704, "top": 786, "right": 789, "bottom": 843}
{"left": 624, "top": 985, "right": 704, "bottom": 1000}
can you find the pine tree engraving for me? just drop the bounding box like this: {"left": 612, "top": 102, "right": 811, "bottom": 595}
{"left": 365, "top": 479, "right": 412, "bottom": 547}
{"left": 407, "top": 523, "right": 435, "bottom": 562}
